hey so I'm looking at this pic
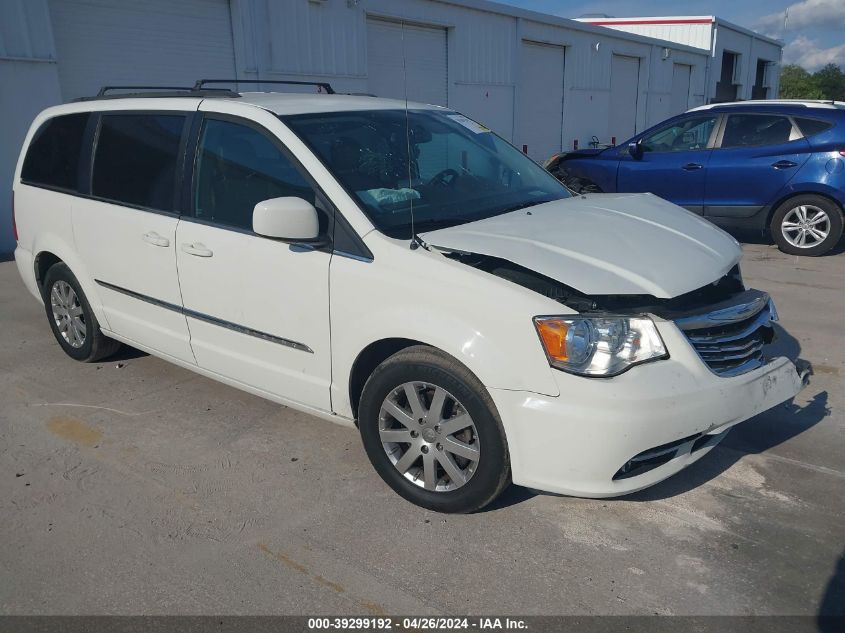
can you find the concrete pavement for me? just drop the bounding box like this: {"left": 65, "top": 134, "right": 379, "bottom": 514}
{"left": 0, "top": 243, "right": 843, "bottom": 616}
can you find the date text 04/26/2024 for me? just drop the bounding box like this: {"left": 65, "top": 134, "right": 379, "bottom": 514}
{"left": 307, "top": 617, "right": 528, "bottom": 630}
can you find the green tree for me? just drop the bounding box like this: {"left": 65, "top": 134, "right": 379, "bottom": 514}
{"left": 779, "top": 64, "right": 823, "bottom": 99}
{"left": 813, "top": 63, "right": 845, "bottom": 101}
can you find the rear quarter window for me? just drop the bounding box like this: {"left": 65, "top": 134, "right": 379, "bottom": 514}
{"left": 92, "top": 113, "right": 186, "bottom": 212}
{"left": 794, "top": 117, "right": 834, "bottom": 138}
{"left": 21, "top": 113, "right": 90, "bottom": 191}
{"left": 721, "top": 114, "right": 795, "bottom": 148}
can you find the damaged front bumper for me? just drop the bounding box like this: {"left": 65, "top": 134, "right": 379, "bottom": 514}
{"left": 489, "top": 316, "right": 809, "bottom": 499}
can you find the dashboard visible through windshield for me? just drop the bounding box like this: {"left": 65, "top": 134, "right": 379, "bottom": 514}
{"left": 283, "top": 109, "right": 571, "bottom": 239}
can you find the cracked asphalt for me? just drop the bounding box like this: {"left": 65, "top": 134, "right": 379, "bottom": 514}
{"left": 0, "top": 242, "right": 843, "bottom": 617}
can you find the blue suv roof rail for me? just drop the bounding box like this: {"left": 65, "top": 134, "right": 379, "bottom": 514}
{"left": 689, "top": 100, "right": 845, "bottom": 112}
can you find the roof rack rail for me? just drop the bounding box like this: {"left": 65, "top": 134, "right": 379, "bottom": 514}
{"left": 193, "top": 78, "right": 336, "bottom": 94}
{"left": 75, "top": 85, "right": 241, "bottom": 102}
{"left": 97, "top": 85, "right": 192, "bottom": 96}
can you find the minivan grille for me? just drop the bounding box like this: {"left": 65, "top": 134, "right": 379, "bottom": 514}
{"left": 675, "top": 292, "right": 776, "bottom": 378}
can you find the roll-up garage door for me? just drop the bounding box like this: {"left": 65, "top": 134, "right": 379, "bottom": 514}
{"left": 515, "top": 42, "right": 565, "bottom": 161}
{"left": 367, "top": 18, "right": 448, "bottom": 106}
{"left": 49, "top": 0, "right": 236, "bottom": 101}
{"left": 609, "top": 54, "right": 640, "bottom": 142}
{"left": 670, "top": 63, "right": 692, "bottom": 115}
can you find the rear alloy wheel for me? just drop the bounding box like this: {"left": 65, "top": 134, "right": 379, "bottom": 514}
{"left": 50, "top": 280, "right": 87, "bottom": 350}
{"left": 359, "top": 346, "right": 510, "bottom": 513}
{"left": 42, "top": 263, "right": 121, "bottom": 362}
{"left": 771, "top": 195, "right": 843, "bottom": 256}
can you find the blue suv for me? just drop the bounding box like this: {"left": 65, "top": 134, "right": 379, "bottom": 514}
{"left": 546, "top": 100, "right": 845, "bottom": 256}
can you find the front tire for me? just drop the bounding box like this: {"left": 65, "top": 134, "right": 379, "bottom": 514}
{"left": 42, "top": 263, "right": 121, "bottom": 362}
{"left": 358, "top": 346, "right": 511, "bottom": 513}
{"left": 771, "top": 195, "right": 843, "bottom": 256}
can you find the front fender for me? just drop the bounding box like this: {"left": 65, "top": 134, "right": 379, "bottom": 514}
{"left": 329, "top": 244, "right": 565, "bottom": 418}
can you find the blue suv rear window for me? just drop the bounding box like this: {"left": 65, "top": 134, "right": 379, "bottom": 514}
{"left": 794, "top": 117, "right": 833, "bottom": 138}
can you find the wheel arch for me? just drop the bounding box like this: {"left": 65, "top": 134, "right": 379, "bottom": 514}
{"left": 34, "top": 250, "right": 63, "bottom": 296}
{"left": 30, "top": 238, "right": 110, "bottom": 329}
{"left": 348, "top": 338, "right": 505, "bottom": 423}
{"left": 348, "top": 337, "right": 427, "bottom": 422}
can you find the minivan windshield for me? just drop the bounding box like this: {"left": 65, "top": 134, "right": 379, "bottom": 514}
{"left": 283, "top": 109, "right": 571, "bottom": 239}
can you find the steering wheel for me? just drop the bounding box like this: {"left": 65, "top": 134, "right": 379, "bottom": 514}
{"left": 428, "top": 168, "right": 460, "bottom": 187}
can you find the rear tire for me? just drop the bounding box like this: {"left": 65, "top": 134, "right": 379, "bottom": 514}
{"left": 42, "top": 263, "right": 121, "bottom": 362}
{"left": 771, "top": 195, "right": 843, "bottom": 256}
{"left": 358, "top": 346, "right": 511, "bottom": 513}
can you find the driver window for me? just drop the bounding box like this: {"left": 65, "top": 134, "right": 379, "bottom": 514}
{"left": 641, "top": 116, "right": 716, "bottom": 153}
{"left": 194, "top": 118, "right": 316, "bottom": 231}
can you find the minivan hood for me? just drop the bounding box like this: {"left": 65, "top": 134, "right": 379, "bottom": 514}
{"left": 420, "top": 193, "right": 742, "bottom": 299}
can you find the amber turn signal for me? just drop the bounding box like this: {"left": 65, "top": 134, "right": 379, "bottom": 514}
{"left": 535, "top": 319, "right": 569, "bottom": 362}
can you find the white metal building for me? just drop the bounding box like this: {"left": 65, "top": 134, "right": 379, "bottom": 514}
{"left": 2, "top": 0, "right": 722, "bottom": 254}
{"left": 577, "top": 16, "right": 783, "bottom": 105}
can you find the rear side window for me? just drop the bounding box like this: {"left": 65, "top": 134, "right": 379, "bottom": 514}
{"left": 721, "top": 114, "right": 795, "bottom": 148}
{"left": 795, "top": 117, "right": 833, "bottom": 138}
{"left": 92, "top": 114, "right": 185, "bottom": 212}
{"left": 193, "top": 118, "right": 316, "bottom": 231}
{"left": 21, "top": 113, "right": 90, "bottom": 191}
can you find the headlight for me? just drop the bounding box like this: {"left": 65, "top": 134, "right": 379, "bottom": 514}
{"left": 534, "top": 316, "right": 668, "bottom": 377}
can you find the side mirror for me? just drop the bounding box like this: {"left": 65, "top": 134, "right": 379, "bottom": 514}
{"left": 253, "top": 197, "right": 322, "bottom": 243}
{"left": 628, "top": 139, "right": 644, "bottom": 160}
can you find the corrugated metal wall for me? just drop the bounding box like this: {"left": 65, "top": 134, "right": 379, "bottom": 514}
{"left": 579, "top": 18, "right": 783, "bottom": 104}
{"left": 0, "top": 0, "right": 715, "bottom": 253}
{"left": 585, "top": 22, "right": 714, "bottom": 51}
{"left": 228, "top": 0, "right": 709, "bottom": 157}
{"left": 0, "top": 0, "right": 62, "bottom": 255}
{"left": 49, "top": 0, "right": 237, "bottom": 101}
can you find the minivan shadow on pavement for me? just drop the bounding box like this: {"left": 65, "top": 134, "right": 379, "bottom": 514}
{"left": 103, "top": 344, "right": 149, "bottom": 362}
{"left": 819, "top": 550, "right": 845, "bottom": 631}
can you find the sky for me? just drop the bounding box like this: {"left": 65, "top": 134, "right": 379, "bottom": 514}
{"left": 497, "top": 0, "right": 845, "bottom": 71}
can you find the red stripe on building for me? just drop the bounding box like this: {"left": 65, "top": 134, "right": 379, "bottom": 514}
{"left": 584, "top": 18, "right": 714, "bottom": 26}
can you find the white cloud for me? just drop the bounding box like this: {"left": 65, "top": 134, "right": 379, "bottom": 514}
{"left": 758, "top": 0, "right": 845, "bottom": 33}
{"left": 783, "top": 35, "right": 845, "bottom": 70}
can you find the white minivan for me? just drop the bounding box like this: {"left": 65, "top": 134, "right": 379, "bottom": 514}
{"left": 13, "top": 83, "right": 808, "bottom": 512}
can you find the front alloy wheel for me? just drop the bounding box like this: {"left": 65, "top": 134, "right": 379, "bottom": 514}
{"left": 379, "top": 382, "right": 480, "bottom": 492}
{"left": 359, "top": 346, "right": 511, "bottom": 513}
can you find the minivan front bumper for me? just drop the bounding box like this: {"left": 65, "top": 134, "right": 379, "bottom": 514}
{"left": 490, "top": 320, "right": 806, "bottom": 498}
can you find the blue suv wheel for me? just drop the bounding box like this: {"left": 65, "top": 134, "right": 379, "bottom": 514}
{"left": 771, "top": 195, "right": 844, "bottom": 256}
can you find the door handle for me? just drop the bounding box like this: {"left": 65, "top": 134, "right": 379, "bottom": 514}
{"left": 682, "top": 163, "right": 704, "bottom": 171}
{"left": 772, "top": 160, "right": 797, "bottom": 170}
{"left": 181, "top": 242, "right": 213, "bottom": 257}
{"left": 142, "top": 231, "right": 170, "bottom": 247}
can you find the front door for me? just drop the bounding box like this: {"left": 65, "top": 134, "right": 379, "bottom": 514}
{"left": 704, "top": 113, "right": 811, "bottom": 220}
{"left": 616, "top": 114, "right": 718, "bottom": 213}
{"left": 73, "top": 111, "right": 194, "bottom": 363}
{"left": 175, "top": 109, "right": 332, "bottom": 411}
